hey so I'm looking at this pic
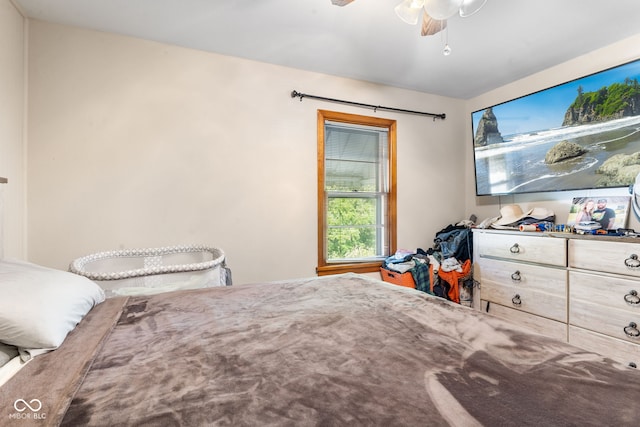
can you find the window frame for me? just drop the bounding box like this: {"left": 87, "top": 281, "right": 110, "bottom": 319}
{"left": 316, "top": 109, "right": 397, "bottom": 276}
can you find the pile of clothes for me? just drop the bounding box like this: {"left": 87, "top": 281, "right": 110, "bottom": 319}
{"left": 382, "top": 222, "right": 474, "bottom": 305}
{"left": 382, "top": 249, "right": 430, "bottom": 291}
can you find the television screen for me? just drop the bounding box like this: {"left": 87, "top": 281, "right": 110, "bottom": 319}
{"left": 472, "top": 58, "right": 640, "bottom": 196}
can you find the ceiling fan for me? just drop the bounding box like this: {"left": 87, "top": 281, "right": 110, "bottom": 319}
{"left": 331, "top": 0, "right": 487, "bottom": 37}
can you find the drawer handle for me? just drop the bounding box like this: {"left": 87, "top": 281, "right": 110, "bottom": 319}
{"left": 511, "top": 270, "right": 521, "bottom": 282}
{"left": 624, "top": 254, "right": 640, "bottom": 268}
{"left": 624, "top": 322, "right": 640, "bottom": 338}
{"left": 509, "top": 243, "right": 520, "bottom": 254}
{"left": 511, "top": 294, "right": 522, "bottom": 306}
{"left": 624, "top": 290, "right": 640, "bottom": 305}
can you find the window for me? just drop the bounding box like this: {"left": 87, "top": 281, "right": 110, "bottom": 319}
{"left": 317, "top": 110, "right": 397, "bottom": 275}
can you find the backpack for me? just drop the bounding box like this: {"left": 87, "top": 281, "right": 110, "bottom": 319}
{"left": 433, "top": 225, "right": 473, "bottom": 262}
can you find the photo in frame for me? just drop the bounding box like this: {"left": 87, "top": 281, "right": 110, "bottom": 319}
{"left": 567, "top": 196, "right": 630, "bottom": 230}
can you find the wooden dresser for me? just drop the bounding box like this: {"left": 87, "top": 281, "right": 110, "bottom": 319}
{"left": 473, "top": 229, "right": 640, "bottom": 368}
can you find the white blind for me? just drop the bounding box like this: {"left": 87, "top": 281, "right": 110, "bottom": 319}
{"left": 324, "top": 122, "right": 388, "bottom": 192}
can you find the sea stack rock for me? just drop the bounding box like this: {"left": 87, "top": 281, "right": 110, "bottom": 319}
{"left": 474, "top": 107, "right": 504, "bottom": 147}
{"left": 544, "top": 141, "right": 587, "bottom": 164}
{"left": 595, "top": 152, "right": 640, "bottom": 186}
{"left": 562, "top": 81, "right": 640, "bottom": 126}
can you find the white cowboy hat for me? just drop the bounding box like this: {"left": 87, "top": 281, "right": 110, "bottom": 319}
{"left": 528, "top": 207, "right": 555, "bottom": 220}
{"left": 492, "top": 205, "right": 533, "bottom": 226}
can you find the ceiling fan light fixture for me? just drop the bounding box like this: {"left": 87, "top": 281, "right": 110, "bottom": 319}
{"left": 394, "top": 0, "right": 425, "bottom": 25}
{"left": 330, "top": 0, "right": 356, "bottom": 6}
{"left": 424, "top": 0, "right": 463, "bottom": 20}
{"left": 459, "top": 0, "right": 487, "bottom": 17}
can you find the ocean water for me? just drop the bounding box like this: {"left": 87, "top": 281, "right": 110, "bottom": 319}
{"left": 474, "top": 115, "right": 640, "bottom": 195}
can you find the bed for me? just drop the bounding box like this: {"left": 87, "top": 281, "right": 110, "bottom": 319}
{"left": 1, "top": 264, "right": 639, "bottom": 426}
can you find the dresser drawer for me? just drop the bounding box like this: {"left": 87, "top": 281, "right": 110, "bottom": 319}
{"left": 476, "top": 232, "right": 566, "bottom": 266}
{"left": 570, "top": 300, "right": 640, "bottom": 345}
{"left": 569, "top": 326, "right": 640, "bottom": 367}
{"left": 483, "top": 301, "right": 567, "bottom": 340}
{"left": 479, "top": 259, "right": 567, "bottom": 322}
{"left": 570, "top": 270, "right": 640, "bottom": 312}
{"left": 478, "top": 258, "right": 567, "bottom": 297}
{"left": 569, "top": 239, "right": 640, "bottom": 278}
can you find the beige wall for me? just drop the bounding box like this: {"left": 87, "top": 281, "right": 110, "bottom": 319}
{"left": 12, "top": 15, "right": 640, "bottom": 284}
{"left": 26, "top": 20, "right": 466, "bottom": 284}
{"left": 0, "top": 0, "right": 26, "bottom": 259}
{"left": 465, "top": 34, "right": 640, "bottom": 230}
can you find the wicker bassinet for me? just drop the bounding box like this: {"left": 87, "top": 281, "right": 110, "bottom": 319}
{"left": 69, "top": 245, "right": 230, "bottom": 297}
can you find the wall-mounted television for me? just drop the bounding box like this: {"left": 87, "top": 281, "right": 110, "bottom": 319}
{"left": 472, "top": 58, "right": 640, "bottom": 196}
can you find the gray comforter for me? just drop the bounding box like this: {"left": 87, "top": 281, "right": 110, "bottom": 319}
{"left": 2, "top": 273, "right": 638, "bottom": 426}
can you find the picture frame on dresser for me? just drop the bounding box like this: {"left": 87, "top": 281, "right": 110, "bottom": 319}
{"left": 567, "top": 195, "right": 630, "bottom": 229}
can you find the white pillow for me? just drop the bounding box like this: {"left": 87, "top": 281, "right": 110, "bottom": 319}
{"left": 0, "top": 259, "right": 105, "bottom": 353}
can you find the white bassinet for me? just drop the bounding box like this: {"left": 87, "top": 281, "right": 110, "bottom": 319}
{"left": 69, "top": 245, "right": 230, "bottom": 297}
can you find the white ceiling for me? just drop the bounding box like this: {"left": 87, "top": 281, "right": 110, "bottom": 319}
{"left": 12, "top": 0, "right": 640, "bottom": 99}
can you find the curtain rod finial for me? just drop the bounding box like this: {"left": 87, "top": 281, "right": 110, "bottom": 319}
{"left": 291, "top": 90, "right": 304, "bottom": 101}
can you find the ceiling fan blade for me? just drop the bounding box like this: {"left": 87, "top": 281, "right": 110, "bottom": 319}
{"left": 331, "top": 0, "right": 356, "bottom": 6}
{"left": 421, "top": 12, "right": 446, "bottom": 36}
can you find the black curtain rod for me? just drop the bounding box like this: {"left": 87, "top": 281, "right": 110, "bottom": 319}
{"left": 290, "top": 90, "right": 446, "bottom": 120}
